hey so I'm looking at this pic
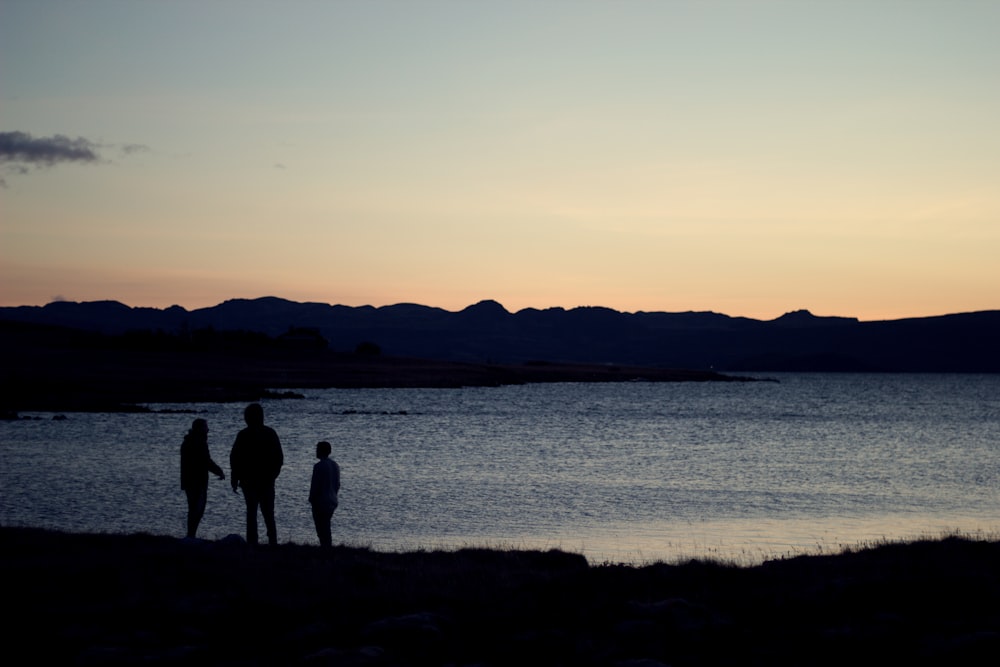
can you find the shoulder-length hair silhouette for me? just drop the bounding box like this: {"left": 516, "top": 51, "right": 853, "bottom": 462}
{"left": 180, "top": 418, "right": 224, "bottom": 539}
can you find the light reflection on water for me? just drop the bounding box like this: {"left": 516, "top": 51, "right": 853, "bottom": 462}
{"left": 2, "top": 373, "right": 998, "bottom": 564}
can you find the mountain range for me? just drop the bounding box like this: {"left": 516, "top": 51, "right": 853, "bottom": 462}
{"left": 2, "top": 297, "right": 998, "bottom": 372}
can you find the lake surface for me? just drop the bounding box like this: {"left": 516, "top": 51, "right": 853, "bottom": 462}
{"left": 2, "top": 374, "right": 998, "bottom": 564}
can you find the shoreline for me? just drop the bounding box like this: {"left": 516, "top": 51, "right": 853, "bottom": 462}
{"left": 6, "top": 526, "right": 999, "bottom": 664}
{"left": 2, "top": 333, "right": 753, "bottom": 413}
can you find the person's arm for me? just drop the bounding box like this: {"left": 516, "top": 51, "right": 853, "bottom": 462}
{"left": 229, "top": 438, "right": 240, "bottom": 491}
{"left": 207, "top": 456, "right": 225, "bottom": 480}
{"left": 270, "top": 430, "right": 284, "bottom": 480}
{"left": 308, "top": 465, "right": 319, "bottom": 504}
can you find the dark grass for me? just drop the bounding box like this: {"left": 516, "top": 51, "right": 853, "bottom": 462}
{"left": 4, "top": 527, "right": 999, "bottom": 666}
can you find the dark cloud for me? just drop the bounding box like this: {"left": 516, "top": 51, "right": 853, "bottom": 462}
{"left": 0, "top": 131, "right": 150, "bottom": 186}
{"left": 0, "top": 131, "right": 102, "bottom": 166}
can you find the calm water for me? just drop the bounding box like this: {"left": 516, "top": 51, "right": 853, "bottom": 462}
{"left": 2, "top": 374, "right": 998, "bottom": 564}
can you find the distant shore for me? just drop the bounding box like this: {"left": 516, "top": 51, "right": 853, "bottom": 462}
{"left": 5, "top": 526, "right": 998, "bottom": 665}
{"left": 1, "top": 319, "right": 753, "bottom": 412}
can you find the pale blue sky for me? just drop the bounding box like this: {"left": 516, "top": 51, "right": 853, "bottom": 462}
{"left": 2, "top": 0, "right": 998, "bottom": 319}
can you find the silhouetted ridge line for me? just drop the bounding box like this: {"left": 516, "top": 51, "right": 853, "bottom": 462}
{"left": 1, "top": 298, "right": 998, "bottom": 372}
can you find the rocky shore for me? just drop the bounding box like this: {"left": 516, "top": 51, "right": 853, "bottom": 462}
{"left": 5, "top": 527, "right": 999, "bottom": 665}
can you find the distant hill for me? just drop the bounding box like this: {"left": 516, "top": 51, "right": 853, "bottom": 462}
{"left": 2, "top": 297, "right": 998, "bottom": 372}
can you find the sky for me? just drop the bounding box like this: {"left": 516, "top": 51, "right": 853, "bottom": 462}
{"left": 1, "top": 0, "right": 998, "bottom": 321}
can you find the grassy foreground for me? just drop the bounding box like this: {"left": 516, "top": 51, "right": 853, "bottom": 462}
{"left": 4, "top": 527, "right": 999, "bottom": 665}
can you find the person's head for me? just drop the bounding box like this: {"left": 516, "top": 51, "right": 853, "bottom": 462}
{"left": 189, "top": 418, "right": 208, "bottom": 437}
{"left": 316, "top": 440, "right": 332, "bottom": 459}
{"left": 244, "top": 403, "right": 264, "bottom": 427}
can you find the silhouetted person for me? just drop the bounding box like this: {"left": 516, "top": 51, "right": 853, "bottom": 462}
{"left": 308, "top": 440, "right": 340, "bottom": 549}
{"left": 180, "top": 418, "right": 225, "bottom": 538}
{"left": 230, "top": 403, "right": 284, "bottom": 546}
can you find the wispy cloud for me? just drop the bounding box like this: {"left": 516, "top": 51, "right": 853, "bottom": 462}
{"left": 119, "top": 143, "right": 150, "bottom": 157}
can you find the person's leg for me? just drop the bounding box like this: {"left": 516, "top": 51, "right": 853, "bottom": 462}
{"left": 312, "top": 506, "right": 332, "bottom": 548}
{"left": 260, "top": 484, "right": 277, "bottom": 545}
{"left": 185, "top": 488, "right": 206, "bottom": 538}
{"left": 324, "top": 507, "right": 335, "bottom": 548}
{"left": 311, "top": 505, "right": 321, "bottom": 545}
{"left": 242, "top": 487, "right": 260, "bottom": 545}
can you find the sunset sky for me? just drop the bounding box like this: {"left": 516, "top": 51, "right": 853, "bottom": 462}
{"left": 2, "top": 1, "right": 997, "bottom": 321}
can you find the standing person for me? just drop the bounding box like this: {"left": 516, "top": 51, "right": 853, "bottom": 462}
{"left": 180, "top": 418, "right": 225, "bottom": 539}
{"left": 230, "top": 403, "right": 284, "bottom": 546}
{"left": 308, "top": 441, "right": 340, "bottom": 549}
